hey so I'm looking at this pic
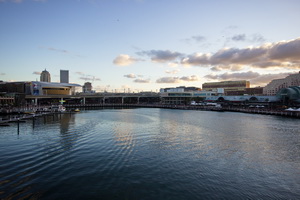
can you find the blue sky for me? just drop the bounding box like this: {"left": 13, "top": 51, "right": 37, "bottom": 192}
{"left": 1, "top": 0, "right": 300, "bottom": 92}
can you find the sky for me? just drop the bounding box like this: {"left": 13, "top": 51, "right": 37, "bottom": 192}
{"left": 1, "top": 0, "right": 300, "bottom": 93}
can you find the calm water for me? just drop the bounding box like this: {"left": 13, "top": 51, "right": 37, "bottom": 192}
{"left": 1, "top": 108, "right": 300, "bottom": 199}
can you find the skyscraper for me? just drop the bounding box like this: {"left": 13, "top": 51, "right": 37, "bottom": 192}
{"left": 83, "top": 82, "right": 92, "bottom": 93}
{"left": 40, "top": 69, "right": 51, "bottom": 82}
{"left": 60, "top": 70, "right": 69, "bottom": 83}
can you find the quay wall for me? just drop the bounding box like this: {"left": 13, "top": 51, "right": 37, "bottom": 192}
{"left": 65, "top": 103, "right": 300, "bottom": 119}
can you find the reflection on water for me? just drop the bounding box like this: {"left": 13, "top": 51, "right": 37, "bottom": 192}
{"left": 0, "top": 108, "right": 300, "bottom": 199}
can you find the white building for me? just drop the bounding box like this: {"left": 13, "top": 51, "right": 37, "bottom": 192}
{"left": 263, "top": 72, "right": 300, "bottom": 95}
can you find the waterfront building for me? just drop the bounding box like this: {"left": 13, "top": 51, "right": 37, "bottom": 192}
{"left": 277, "top": 86, "right": 300, "bottom": 104}
{"left": 60, "top": 70, "right": 69, "bottom": 83}
{"left": 205, "top": 95, "right": 279, "bottom": 104}
{"left": 40, "top": 69, "right": 51, "bottom": 82}
{"left": 263, "top": 72, "right": 300, "bottom": 96}
{"left": 0, "top": 81, "right": 81, "bottom": 96}
{"left": 245, "top": 87, "right": 264, "bottom": 95}
{"left": 202, "top": 80, "right": 250, "bottom": 95}
{"left": 160, "top": 86, "right": 201, "bottom": 93}
{"left": 0, "top": 94, "right": 15, "bottom": 105}
{"left": 160, "top": 90, "right": 218, "bottom": 105}
{"left": 82, "top": 82, "right": 93, "bottom": 93}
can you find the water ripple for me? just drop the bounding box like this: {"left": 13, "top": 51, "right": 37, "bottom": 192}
{"left": 1, "top": 109, "right": 300, "bottom": 199}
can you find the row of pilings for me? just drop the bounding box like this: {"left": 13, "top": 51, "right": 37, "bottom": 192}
{"left": 0, "top": 111, "right": 76, "bottom": 134}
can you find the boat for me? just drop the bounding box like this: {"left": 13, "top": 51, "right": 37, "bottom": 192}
{"left": 58, "top": 105, "right": 66, "bottom": 112}
{"left": 74, "top": 108, "right": 80, "bottom": 112}
{"left": 51, "top": 105, "right": 66, "bottom": 112}
{"left": 23, "top": 110, "right": 36, "bottom": 114}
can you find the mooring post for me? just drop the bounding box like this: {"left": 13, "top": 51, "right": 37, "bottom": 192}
{"left": 32, "top": 115, "right": 35, "bottom": 129}
{"left": 17, "top": 119, "right": 20, "bottom": 134}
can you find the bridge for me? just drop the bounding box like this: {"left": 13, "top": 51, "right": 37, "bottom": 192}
{"left": 25, "top": 92, "right": 161, "bottom": 105}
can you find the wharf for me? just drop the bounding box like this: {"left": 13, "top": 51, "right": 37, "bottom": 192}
{"left": 1, "top": 104, "right": 299, "bottom": 125}
{"left": 65, "top": 103, "right": 300, "bottom": 118}
{"left": 0, "top": 111, "right": 69, "bottom": 125}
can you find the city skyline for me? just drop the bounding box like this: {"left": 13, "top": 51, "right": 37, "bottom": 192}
{"left": 1, "top": 0, "right": 300, "bottom": 92}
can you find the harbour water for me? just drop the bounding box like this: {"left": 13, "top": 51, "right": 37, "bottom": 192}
{"left": 1, "top": 108, "right": 300, "bottom": 199}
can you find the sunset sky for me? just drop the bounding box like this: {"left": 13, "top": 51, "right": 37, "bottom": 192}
{"left": 1, "top": 0, "right": 300, "bottom": 92}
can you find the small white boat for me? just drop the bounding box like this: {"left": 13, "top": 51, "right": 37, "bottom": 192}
{"left": 51, "top": 105, "right": 66, "bottom": 112}
{"left": 58, "top": 105, "right": 66, "bottom": 112}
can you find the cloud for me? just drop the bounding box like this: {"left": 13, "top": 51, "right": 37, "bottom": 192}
{"left": 184, "top": 35, "right": 206, "bottom": 43}
{"left": 231, "top": 33, "right": 265, "bottom": 43}
{"left": 204, "top": 71, "right": 295, "bottom": 87}
{"left": 32, "top": 71, "right": 41, "bottom": 75}
{"left": 232, "top": 34, "right": 246, "bottom": 41}
{"left": 47, "top": 47, "right": 69, "bottom": 54}
{"left": 77, "top": 72, "right": 101, "bottom": 81}
{"left": 156, "top": 75, "right": 200, "bottom": 84}
{"left": 40, "top": 46, "right": 82, "bottom": 57}
{"left": 134, "top": 78, "right": 150, "bottom": 83}
{"left": 205, "top": 71, "right": 260, "bottom": 81}
{"left": 180, "top": 75, "right": 199, "bottom": 82}
{"left": 210, "top": 65, "right": 244, "bottom": 72}
{"left": 181, "top": 53, "right": 211, "bottom": 66}
{"left": 269, "top": 39, "right": 300, "bottom": 61}
{"left": 191, "top": 35, "right": 206, "bottom": 42}
{"left": 165, "top": 69, "right": 180, "bottom": 74}
{"left": 156, "top": 77, "right": 181, "bottom": 84}
{"left": 124, "top": 73, "right": 136, "bottom": 78}
{"left": 181, "top": 37, "right": 300, "bottom": 69}
{"left": 75, "top": 72, "right": 85, "bottom": 75}
{"left": 113, "top": 54, "right": 140, "bottom": 66}
{"left": 79, "top": 76, "right": 101, "bottom": 81}
{"left": 167, "top": 62, "right": 179, "bottom": 68}
{"left": 250, "top": 34, "right": 266, "bottom": 43}
{"left": 137, "top": 50, "right": 183, "bottom": 63}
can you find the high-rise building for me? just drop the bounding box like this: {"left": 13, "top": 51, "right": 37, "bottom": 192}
{"left": 82, "top": 82, "right": 92, "bottom": 93}
{"left": 40, "top": 69, "right": 51, "bottom": 82}
{"left": 60, "top": 70, "right": 69, "bottom": 83}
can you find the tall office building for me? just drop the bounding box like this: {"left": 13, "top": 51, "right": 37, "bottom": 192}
{"left": 40, "top": 69, "right": 51, "bottom": 82}
{"left": 82, "top": 82, "right": 92, "bottom": 93}
{"left": 60, "top": 70, "right": 69, "bottom": 83}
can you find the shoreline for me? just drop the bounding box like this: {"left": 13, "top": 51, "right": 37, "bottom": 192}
{"left": 1, "top": 104, "right": 299, "bottom": 125}
{"left": 68, "top": 104, "right": 300, "bottom": 118}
